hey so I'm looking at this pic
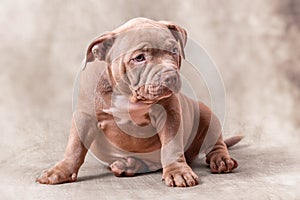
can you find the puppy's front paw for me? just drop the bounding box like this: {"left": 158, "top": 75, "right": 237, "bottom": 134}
{"left": 36, "top": 160, "right": 77, "bottom": 184}
{"left": 162, "top": 163, "right": 199, "bottom": 187}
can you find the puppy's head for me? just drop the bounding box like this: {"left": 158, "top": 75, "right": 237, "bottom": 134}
{"left": 84, "top": 18, "right": 187, "bottom": 104}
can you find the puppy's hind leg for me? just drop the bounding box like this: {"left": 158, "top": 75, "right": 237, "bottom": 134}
{"left": 205, "top": 136, "right": 239, "bottom": 174}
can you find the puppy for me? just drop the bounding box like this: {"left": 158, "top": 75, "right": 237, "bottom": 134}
{"left": 36, "top": 17, "right": 242, "bottom": 187}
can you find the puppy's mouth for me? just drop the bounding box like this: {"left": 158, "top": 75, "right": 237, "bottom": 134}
{"left": 130, "top": 84, "right": 173, "bottom": 103}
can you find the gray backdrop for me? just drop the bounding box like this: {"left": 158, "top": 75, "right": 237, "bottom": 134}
{"left": 0, "top": 0, "right": 299, "bottom": 199}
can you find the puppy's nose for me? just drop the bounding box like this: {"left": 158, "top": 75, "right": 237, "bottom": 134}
{"left": 162, "top": 73, "right": 178, "bottom": 88}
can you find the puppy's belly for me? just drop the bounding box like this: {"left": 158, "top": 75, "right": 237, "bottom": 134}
{"left": 104, "top": 125, "right": 161, "bottom": 153}
{"left": 90, "top": 125, "right": 162, "bottom": 166}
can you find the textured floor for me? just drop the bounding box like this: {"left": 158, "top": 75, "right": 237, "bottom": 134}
{"left": 1, "top": 141, "right": 299, "bottom": 200}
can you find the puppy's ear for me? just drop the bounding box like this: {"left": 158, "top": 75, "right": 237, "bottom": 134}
{"left": 159, "top": 21, "right": 187, "bottom": 58}
{"left": 82, "top": 32, "right": 115, "bottom": 70}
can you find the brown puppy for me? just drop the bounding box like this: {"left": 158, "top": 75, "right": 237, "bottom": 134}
{"left": 36, "top": 18, "right": 242, "bottom": 187}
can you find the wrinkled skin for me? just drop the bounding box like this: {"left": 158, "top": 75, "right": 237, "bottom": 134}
{"left": 36, "top": 17, "right": 240, "bottom": 187}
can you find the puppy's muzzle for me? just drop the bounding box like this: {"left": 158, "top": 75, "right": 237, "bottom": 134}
{"left": 154, "top": 71, "right": 181, "bottom": 93}
{"left": 132, "top": 70, "right": 181, "bottom": 103}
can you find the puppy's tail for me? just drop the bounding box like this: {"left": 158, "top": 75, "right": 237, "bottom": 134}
{"left": 224, "top": 134, "right": 244, "bottom": 148}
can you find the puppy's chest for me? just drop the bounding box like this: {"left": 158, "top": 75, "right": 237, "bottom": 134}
{"left": 95, "top": 93, "right": 156, "bottom": 135}
{"left": 94, "top": 94, "right": 161, "bottom": 152}
{"left": 93, "top": 75, "right": 150, "bottom": 134}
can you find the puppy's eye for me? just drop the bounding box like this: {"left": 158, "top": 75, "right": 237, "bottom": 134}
{"left": 171, "top": 47, "right": 179, "bottom": 55}
{"left": 133, "top": 54, "right": 146, "bottom": 62}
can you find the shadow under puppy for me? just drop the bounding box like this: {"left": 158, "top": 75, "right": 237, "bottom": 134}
{"left": 36, "top": 17, "right": 242, "bottom": 187}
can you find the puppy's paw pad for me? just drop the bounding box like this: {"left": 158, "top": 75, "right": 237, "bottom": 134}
{"left": 209, "top": 156, "right": 238, "bottom": 173}
{"left": 110, "top": 157, "right": 147, "bottom": 177}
